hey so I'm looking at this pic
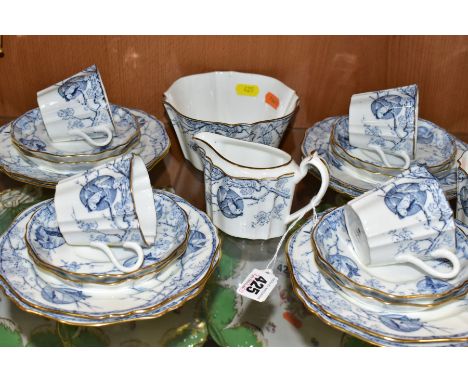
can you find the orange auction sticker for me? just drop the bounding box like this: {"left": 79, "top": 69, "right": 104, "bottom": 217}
{"left": 265, "top": 92, "right": 280, "bottom": 109}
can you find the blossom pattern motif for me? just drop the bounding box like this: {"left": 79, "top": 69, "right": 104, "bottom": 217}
{"left": 287, "top": 216, "right": 468, "bottom": 345}
{"left": 377, "top": 166, "right": 456, "bottom": 263}
{"left": 56, "top": 65, "right": 113, "bottom": 132}
{"left": 301, "top": 116, "right": 465, "bottom": 199}
{"left": 313, "top": 205, "right": 467, "bottom": 299}
{"left": 71, "top": 155, "right": 144, "bottom": 245}
{"left": 164, "top": 102, "right": 295, "bottom": 166}
{"left": 0, "top": 192, "right": 219, "bottom": 322}
{"left": 365, "top": 85, "right": 417, "bottom": 155}
{"left": 457, "top": 163, "right": 468, "bottom": 222}
{"left": 27, "top": 193, "right": 189, "bottom": 281}
{"left": 198, "top": 149, "right": 292, "bottom": 229}
{"left": 1, "top": 108, "right": 170, "bottom": 185}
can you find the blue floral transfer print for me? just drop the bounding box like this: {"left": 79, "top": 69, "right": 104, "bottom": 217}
{"left": 364, "top": 85, "right": 417, "bottom": 155}
{"left": 79, "top": 175, "right": 118, "bottom": 212}
{"left": 18, "top": 137, "right": 46, "bottom": 151}
{"left": 56, "top": 65, "right": 113, "bottom": 133}
{"left": 417, "top": 124, "right": 434, "bottom": 144}
{"left": 198, "top": 148, "right": 292, "bottom": 229}
{"left": 460, "top": 186, "right": 468, "bottom": 217}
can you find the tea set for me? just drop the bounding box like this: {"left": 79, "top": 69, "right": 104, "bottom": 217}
{"left": 0, "top": 66, "right": 219, "bottom": 326}
{"left": 0, "top": 67, "right": 467, "bottom": 346}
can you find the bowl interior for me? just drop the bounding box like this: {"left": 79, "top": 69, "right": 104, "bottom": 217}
{"left": 164, "top": 71, "right": 298, "bottom": 124}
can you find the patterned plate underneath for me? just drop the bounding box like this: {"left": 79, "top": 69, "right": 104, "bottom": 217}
{"left": 0, "top": 108, "right": 170, "bottom": 187}
{"left": 286, "top": 216, "right": 468, "bottom": 346}
{"left": 301, "top": 116, "right": 466, "bottom": 199}
{"left": 0, "top": 192, "right": 220, "bottom": 323}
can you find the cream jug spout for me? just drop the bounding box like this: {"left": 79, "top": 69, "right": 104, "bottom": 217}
{"left": 193, "top": 132, "right": 295, "bottom": 179}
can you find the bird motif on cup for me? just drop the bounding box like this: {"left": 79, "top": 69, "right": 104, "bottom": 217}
{"left": 79, "top": 175, "right": 118, "bottom": 212}
{"left": 58, "top": 75, "right": 90, "bottom": 102}
{"left": 384, "top": 182, "right": 427, "bottom": 219}
{"left": 216, "top": 186, "right": 244, "bottom": 218}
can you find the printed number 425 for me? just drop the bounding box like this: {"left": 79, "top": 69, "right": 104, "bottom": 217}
{"left": 246, "top": 276, "right": 267, "bottom": 295}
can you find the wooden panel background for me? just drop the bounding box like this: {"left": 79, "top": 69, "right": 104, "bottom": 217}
{"left": 0, "top": 36, "right": 467, "bottom": 206}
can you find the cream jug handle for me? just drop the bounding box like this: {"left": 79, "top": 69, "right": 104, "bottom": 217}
{"left": 90, "top": 242, "right": 145, "bottom": 273}
{"left": 286, "top": 152, "right": 329, "bottom": 223}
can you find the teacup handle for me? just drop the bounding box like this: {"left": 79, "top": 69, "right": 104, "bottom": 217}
{"left": 90, "top": 242, "right": 145, "bottom": 273}
{"left": 286, "top": 152, "right": 330, "bottom": 223}
{"left": 368, "top": 143, "right": 411, "bottom": 169}
{"left": 68, "top": 126, "right": 113, "bottom": 147}
{"left": 396, "top": 248, "right": 461, "bottom": 279}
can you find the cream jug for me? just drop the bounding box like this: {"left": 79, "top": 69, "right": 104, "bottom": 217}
{"left": 194, "top": 132, "right": 329, "bottom": 240}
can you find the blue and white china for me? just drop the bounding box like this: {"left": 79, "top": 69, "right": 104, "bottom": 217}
{"left": 194, "top": 132, "right": 329, "bottom": 240}
{"left": 287, "top": 216, "right": 468, "bottom": 346}
{"left": 293, "top": 287, "right": 466, "bottom": 347}
{"left": 37, "top": 65, "right": 114, "bottom": 147}
{"left": 348, "top": 85, "right": 418, "bottom": 168}
{"left": 11, "top": 104, "right": 140, "bottom": 164}
{"left": 26, "top": 192, "right": 188, "bottom": 284}
{"left": 301, "top": 116, "right": 467, "bottom": 199}
{"left": 54, "top": 154, "right": 156, "bottom": 273}
{"left": 164, "top": 71, "right": 299, "bottom": 170}
{"left": 0, "top": 107, "right": 170, "bottom": 187}
{"left": 457, "top": 151, "right": 468, "bottom": 226}
{"left": 344, "top": 165, "right": 459, "bottom": 279}
{"left": 332, "top": 116, "right": 455, "bottom": 175}
{"left": 0, "top": 191, "right": 220, "bottom": 322}
{"left": 313, "top": 207, "right": 468, "bottom": 304}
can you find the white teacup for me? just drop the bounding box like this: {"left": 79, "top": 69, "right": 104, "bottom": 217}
{"left": 348, "top": 84, "right": 418, "bottom": 169}
{"left": 37, "top": 65, "right": 115, "bottom": 147}
{"left": 457, "top": 150, "right": 468, "bottom": 226}
{"left": 54, "top": 154, "right": 157, "bottom": 273}
{"left": 344, "top": 165, "right": 460, "bottom": 279}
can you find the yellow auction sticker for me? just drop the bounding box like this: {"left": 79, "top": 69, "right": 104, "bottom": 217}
{"left": 235, "top": 83, "right": 260, "bottom": 97}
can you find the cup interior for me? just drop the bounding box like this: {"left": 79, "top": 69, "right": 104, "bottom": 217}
{"left": 164, "top": 71, "right": 298, "bottom": 124}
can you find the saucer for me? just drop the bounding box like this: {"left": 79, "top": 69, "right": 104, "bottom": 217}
{"left": 313, "top": 208, "right": 468, "bottom": 306}
{"left": 0, "top": 108, "right": 170, "bottom": 188}
{"left": 1, "top": 281, "right": 204, "bottom": 327}
{"left": 332, "top": 116, "right": 456, "bottom": 174}
{"left": 26, "top": 191, "right": 189, "bottom": 284}
{"left": 301, "top": 116, "right": 466, "bottom": 199}
{"left": 0, "top": 191, "right": 220, "bottom": 321}
{"left": 11, "top": 104, "right": 140, "bottom": 163}
{"left": 286, "top": 216, "right": 468, "bottom": 346}
{"left": 293, "top": 287, "right": 466, "bottom": 347}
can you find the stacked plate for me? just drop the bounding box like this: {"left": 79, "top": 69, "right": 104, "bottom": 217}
{"left": 0, "top": 105, "right": 170, "bottom": 188}
{"left": 286, "top": 209, "right": 468, "bottom": 346}
{"left": 0, "top": 191, "right": 220, "bottom": 326}
{"left": 301, "top": 116, "right": 467, "bottom": 199}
